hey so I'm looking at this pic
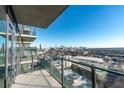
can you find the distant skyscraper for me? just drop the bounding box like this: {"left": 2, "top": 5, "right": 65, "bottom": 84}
{"left": 40, "top": 44, "right": 42, "bottom": 50}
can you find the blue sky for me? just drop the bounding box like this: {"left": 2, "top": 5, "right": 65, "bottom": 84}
{"left": 1, "top": 5, "right": 124, "bottom": 48}
{"left": 31, "top": 5, "right": 124, "bottom": 48}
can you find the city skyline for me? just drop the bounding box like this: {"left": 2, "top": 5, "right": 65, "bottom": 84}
{"left": 1, "top": 5, "right": 124, "bottom": 48}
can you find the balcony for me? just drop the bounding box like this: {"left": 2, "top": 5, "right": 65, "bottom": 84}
{"left": 1, "top": 5, "right": 124, "bottom": 88}
{"left": 7, "top": 54, "right": 124, "bottom": 88}
{"left": 1, "top": 42, "right": 124, "bottom": 88}
{"left": 11, "top": 70, "right": 61, "bottom": 88}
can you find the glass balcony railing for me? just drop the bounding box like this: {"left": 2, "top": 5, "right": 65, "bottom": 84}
{"left": 20, "top": 54, "right": 41, "bottom": 73}
{"left": 0, "top": 65, "right": 5, "bottom": 88}
{"left": 18, "top": 24, "right": 36, "bottom": 36}
{"left": 40, "top": 55, "right": 124, "bottom": 88}
{"left": 32, "top": 29, "right": 36, "bottom": 36}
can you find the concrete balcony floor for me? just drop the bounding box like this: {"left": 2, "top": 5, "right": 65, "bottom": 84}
{"left": 11, "top": 70, "right": 61, "bottom": 88}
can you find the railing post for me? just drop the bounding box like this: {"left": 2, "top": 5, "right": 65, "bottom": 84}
{"left": 44, "top": 53, "right": 47, "bottom": 69}
{"left": 61, "top": 56, "right": 64, "bottom": 88}
{"left": 91, "top": 68, "right": 96, "bottom": 88}
{"left": 50, "top": 55, "right": 52, "bottom": 76}
{"left": 45, "top": 57, "right": 47, "bottom": 69}
{"left": 31, "top": 55, "right": 34, "bottom": 71}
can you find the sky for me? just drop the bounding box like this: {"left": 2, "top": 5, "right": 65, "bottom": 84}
{"left": 1, "top": 5, "right": 124, "bottom": 48}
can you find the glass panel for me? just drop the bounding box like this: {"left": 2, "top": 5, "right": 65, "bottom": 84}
{"left": 46, "top": 56, "right": 62, "bottom": 83}
{"left": 0, "top": 6, "right": 6, "bottom": 88}
{"left": 95, "top": 69, "right": 107, "bottom": 88}
{"left": 46, "top": 57, "right": 51, "bottom": 71}
{"left": 21, "top": 63, "right": 31, "bottom": 73}
{"left": 95, "top": 69, "right": 124, "bottom": 88}
{"left": 104, "top": 73, "right": 124, "bottom": 88}
{"left": 63, "top": 59, "right": 92, "bottom": 88}
{"left": 51, "top": 58, "right": 62, "bottom": 83}
{"left": 20, "top": 48, "right": 37, "bottom": 73}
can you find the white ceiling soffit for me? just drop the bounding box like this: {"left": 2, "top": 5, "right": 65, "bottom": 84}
{"left": 12, "top": 5, "right": 68, "bottom": 28}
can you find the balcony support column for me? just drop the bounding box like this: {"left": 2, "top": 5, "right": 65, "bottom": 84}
{"left": 4, "top": 6, "right": 9, "bottom": 88}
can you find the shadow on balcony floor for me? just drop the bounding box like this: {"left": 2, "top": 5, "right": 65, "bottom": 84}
{"left": 11, "top": 70, "right": 61, "bottom": 88}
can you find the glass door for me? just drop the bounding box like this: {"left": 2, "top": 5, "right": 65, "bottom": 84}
{"left": 0, "top": 6, "right": 6, "bottom": 88}
{"left": 7, "top": 15, "right": 17, "bottom": 87}
{"left": 0, "top": 6, "right": 18, "bottom": 88}
{"left": 7, "top": 21, "right": 13, "bottom": 87}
